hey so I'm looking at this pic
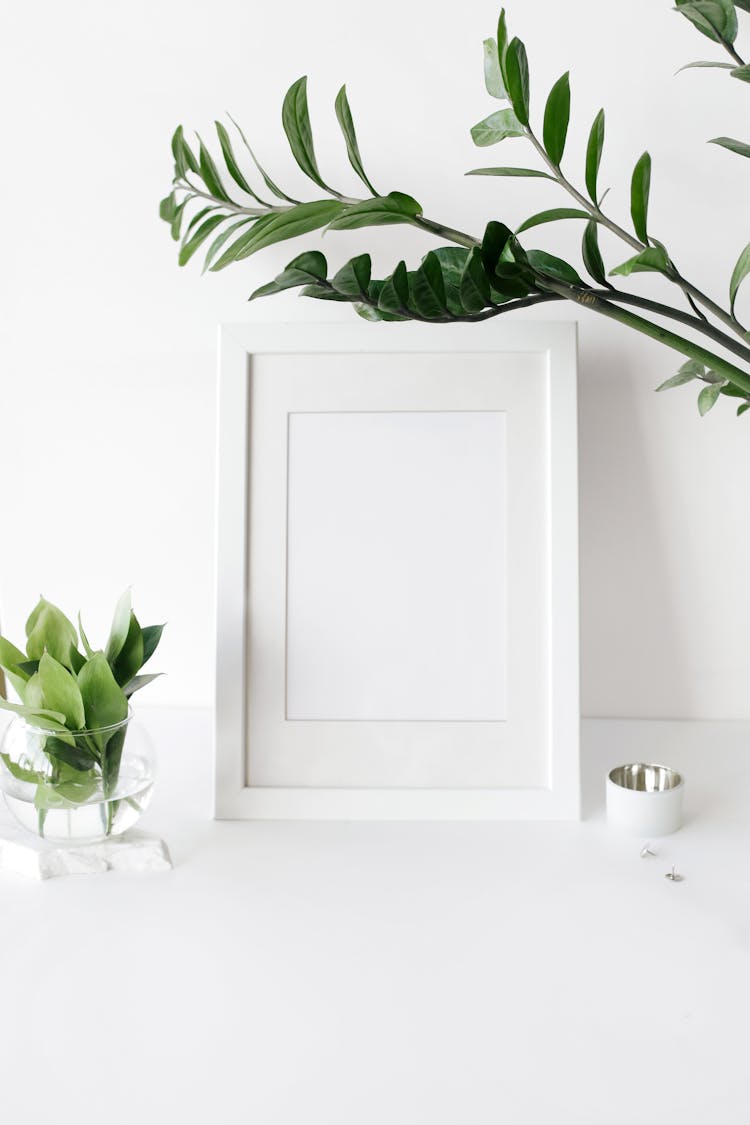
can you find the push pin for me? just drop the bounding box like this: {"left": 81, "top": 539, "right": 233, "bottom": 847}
{"left": 665, "top": 865, "right": 684, "bottom": 882}
{"left": 640, "top": 843, "right": 656, "bottom": 858}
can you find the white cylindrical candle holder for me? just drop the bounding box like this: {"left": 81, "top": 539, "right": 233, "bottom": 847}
{"left": 606, "top": 763, "right": 684, "bottom": 837}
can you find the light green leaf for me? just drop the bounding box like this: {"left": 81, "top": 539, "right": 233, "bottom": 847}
{"left": 197, "top": 138, "right": 233, "bottom": 203}
{"left": 282, "top": 76, "right": 330, "bottom": 192}
{"left": 698, "top": 382, "right": 724, "bottom": 415}
{"left": 710, "top": 136, "right": 750, "bottom": 158}
{"left": 471, "top": 108, "right": 525, "bottom": 147}
{"left": 334, "top": 86, "right": 377, "bottom": 195}
{"left": 676, "top": 60, "right": 735, "bottom": 71}
{"left": 504, "top": 37, "right": 530, "bottom": 125}
{"left": 124, "top": 673, "right": 163, "bottom": 698}
{"left": 610, "top": 245, "right": 671, "bottom": 277}
{"left": 77, "top": 653, "right": 128, "bottom": 732}
{"left": 178, "top": 213, "right": 227, "bottom": 268}
{"left": 543, "top": 72, "right": 570, "bottom": 166}
{"left": 631, "top": 152, "right": 652, "bottom": 243}
{"left": 327, "top": 192, "right": 422, "bottom": 231}
{"left": 105, "top": 589, "right": 132, "bottom": 664}
{"left": 656, "top": 361, "right": 705, "bottom": 391}
{"left": 203, "top": 218, "right": 255, "bottom": 274}
{"left": 0, "top": 636, "right": 29, "bottom": 678}
{"left": 582, "top": 221, "right": 607, "bottom": 286}
{"left": 466, "top": 166, "right": 554, "bottom": 179}
{"left": 731, "top": 64, "right": 750, "bottom": 82}
{"left": 78, "top": 613, "right": 95, "bottom": 659}
{"left": 0, "top": 752, "right": 46, "bottom": 785}
{"left": 730, "top": 242, "right": 750, "bottom": 315}
{"left": 516, "top": 208, "right": 589, "bottom": 234}
{"left": 171, "top": 125, "right": 200, "bottom": 177}
{"left": 483, "top": 38, "right": 506, "bottom": 99}
{"left": 25, "top": 599, "right": 78, "bottom": 668}
{"left": 675, "top": 0, "right": 737, "bottom": 43}
{"left": 585, "top": 109, "right": 605, "bottom": 204}
{"left": 0, "top": 697, "right": 66, "bottom": 726}
{"left": 211, "top": 202, "right": 345, "bottom": 270}
{"left": 38, "top": 653, "right": 85, "bottom": 730}
{"left": 227, "top": 112, "right": 299, "bottom": 205}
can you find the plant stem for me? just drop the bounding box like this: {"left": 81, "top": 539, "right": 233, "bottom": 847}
{"left": 413, "top": 216, "right": 480, "bottom": 249}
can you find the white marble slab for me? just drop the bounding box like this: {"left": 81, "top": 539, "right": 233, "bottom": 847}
{"left": 0, "top": 826, "right": 172, "bottom": 880}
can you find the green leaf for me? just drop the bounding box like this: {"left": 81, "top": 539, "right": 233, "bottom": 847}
{"left": 113, "top": 613, "right": 144, "bottom": 688}
{"left": 483, "top": 37, "right": 506, "bottom": 99}
{"left": 676, "top": 60, "right": 735, "bottom": 71}
{"left": 171, "top": 125, "right": 200, "bottom": 176}
{"left": 497, "top": 9, "right": 509, "bottom": 72}
{"left": 656, "top": 361, "right": 705, "bottom": 391}
{"left": 77, "top": 653, "right": 128, "bottom": 732}
{"left": 527, "top": 250, "right": 584, "bottom": 286}
{"left": 105, "top": 589, "right": 132, "bottom": 664}
{"left": 516, "top": 208, "right": 589, "bottom": 234}
{"left": 215, "top": 121, "right": 268, "bottom": 205}
{"left": 38, "top": 653, "right": 85, "bottom": 730}
{"left": 159, "top": 192, "right": 177, "bottom": 222}
{"left": 480, "top": 221, "right": 513, "bottom": 274}
{"left": 124, "top": 673, "right": 163, "bottom": 699}
{"left": 141, "top": 624, "right": 165, "bottom": 666}
{"left": 334, "top": 86, "right": 377, "bottom": 195}
{"left": 178, "top": 213, "right": 227, "bottom": 267}
{"left": 504, "top": 37, "right": 530, "bottom": 125}
{"left": 227, "top": 112, "right": 299, "bottom": 205}
{"left": 738, "top": 402, "right": 750, "bottom": 416}
{"left": 327, "top": 192, "right": 422, "bottom": 231}
{"left": 249, "top": 251, "right": 329, "bottom": 300}
{"left": 377, "top": 261, "right": 410, "bottom": 315}
{"left": 197, "top": 138, "right": 233, "bottom": 203}
{"left": 0, "top": 636, "right": 29, "bottom": 679}
{"left": 211, "top": 201, "right": 345, "bottom": 270}
{"left": 631, "top": 152, "right": 652, "bottom": 243}
{"left": 582, "top": 220, "right": 607, "bottom": 285}
{"left": 282, "top": 76, "right": 330, "bottom": 191}
{"left": 78, "top": 613, "right": 95, "bottom": 659}
{"left": 431, "top": 247, "right": 472, "bottom": 315}
{"left": 585, "top": 109, "right": 605, "bottom": 204}
{"left": 543, "top": 72, "right": 570, "bottom": 166}
{"left": 675, "top": 0, "right": 737, "bottom": 42}
{"left": 730, "top": 241, "right": 750, "bottom": 315}
{"left": 471, "top": 109, "right": 525, "bottom": 147}
{"left": 731, "top": 64, "right": 750, "bottom": 82}
{"left": 102, "top": 726, "right": 127, "bottom": 797}
{"left": 331, "top": 254, "right": 372, "bottom": 298}
{"left": 710, "top": 136, "right": 750, "bottom": 158}
{"left": 0, "top": 697, "right": 66, "bottom": 726}
{"left": 203, "top": 218, "right": 255, "bottom": 274}
{"left": 25, "top": 599, "right": 78, "bottom": 669}
{"left": 410, "top": 252, "right": 448, "bottom": 318}
{"left": 0, "top": 752, "right": 46, "bottom": 785}
{"left": 698, "top": 382, "right": 724, "bottom": 415}
{"left": 466, "top": 166, "right": 554, "bottom": 179}
{"left": 460, "top": 247, "right": 492, "bottom": 313}
{"left": 44, "top": 736, "right": 97, "bottom": 772}
{"left": 610, "top": 245, "right": 671, "bottom": 277}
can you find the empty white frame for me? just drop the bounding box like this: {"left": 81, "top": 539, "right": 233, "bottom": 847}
{"left": 215, "top": 321, "right": 579, "bottom": 819}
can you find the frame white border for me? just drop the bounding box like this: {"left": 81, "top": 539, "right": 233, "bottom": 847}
{"left": 215, "top": 321, "right": 579, "bottom": 819}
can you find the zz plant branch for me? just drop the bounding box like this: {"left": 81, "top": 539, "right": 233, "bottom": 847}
{"left": 160, "top": 0, "right": 750, "bottom": 416}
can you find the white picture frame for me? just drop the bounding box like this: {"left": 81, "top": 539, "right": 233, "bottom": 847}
{"left": 215, "top": 321, "right": 579, "bottom": 820}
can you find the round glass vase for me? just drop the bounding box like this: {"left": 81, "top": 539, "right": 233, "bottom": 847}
{"left": 0, "top": 709, "right": 156, "bottom": 844}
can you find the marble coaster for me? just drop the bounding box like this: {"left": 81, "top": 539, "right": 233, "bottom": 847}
{"left": 0, "top": 826, "right": 173, "bottom": 881}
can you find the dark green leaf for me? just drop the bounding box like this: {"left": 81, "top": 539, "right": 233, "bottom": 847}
{"left": 504, "top": 37, "right": 530, "bottom": 125}
{"left": 497, "top": 9, "right": 509, "bottom": 72}
{"left": 610, "top": 245, "right": 671, "bottom": 277}
{"left": 656, "top": 361, "right": 705, "bottom": 391}
{"left": 483, "top": 38, "right": 506, "bottom": 99}
{"left": 14, "top": 660, "right": 39, "bottom": 678}
{"left": 227, "top": 113, "right": 299, "bottom": 205}
{"left": 466, "top": 166, "right": 554, "bottom": 179}
{"left": 179, "top": 213, "right": 227, "bottom": 267}
{"left": 211, "top": 201, "right": 345, "bottom": 270}
{"left": 300, "top": 283, "right": 349, "bottom": 302}
{"left": 105, "top": 589, "right": 132, "bottom": 664}
{"left": 410, "top": 252, "right": 448, "bottom": 318}
{"left": 44, "top": 736, "right": 97, "bottom": 772}
{"left": 249, "top": 251, "right": 329, "bottom": 300}
{"left": 460, "top": 247, "right": 492, "bottom": 313}
{"left": 377, "top": 261, "right": 410, "bottom": 315}
{"left": 77, "top": 653, "right": 128, "bottom": 732}
{"left": 480, "top": 221, "right": 513, "bottom": 274}
{"left": 170, "top": 198, "right": 191, "bottom": 241}
{"left": 334, "top": 86, "right": 377, "bottom": 195}
{"left": 113, "top": 613, "right": 144, "bottom": 688}
{"left": 471, "top": 109, "right": 525, "bottom": 147}
{"left": 431, "top": 247, "right": 472, "bottom": 315}
{"left": 675, "top": 0, "right": 737, "bottom": 43}
{"left": 631, "top": 152, "right": 652, "bottom": 243}
{"left": 698, "top": 382, "right": 724, "bottom": 415}
{"left": 543, "top": 72, "right": 570, "bottom": 166}
{"left": 331, "top": 254, "right": 372, "bottom": 298}
{"left": 327, "top": 192, "right": 422, "bottom": 231}
{"left": 730, "top": 241, "right": 750, "bottom": 314}
{"left": 171, "top": 125, "right": 200, "bottom": 176}
{"left": 516, "top": 207, "right": 589, "bottom": 234}
{"left": 38, "top": 653, "right": 85, "bottom": 729}
{"left": 141, "top": 624, "right": 165, "bottom": 666}
{"left": 215, "top": 121, "right": 268, "bottom": 205}
{"left": 159, "top": 192, "right": 177, "bottom": 222}
{"left": 582, "top": 220, "right": 607, "bottom": 285}
{"left": 204, "top": 218, "right": 255, "bottom": 273}
{"left": 710, "top": 136, "right": 750, "bottom": 157}
{"left": 282, "top": 76, "right": 330, "bottom": 191}
{"left": 738, "top": 402, "right": 750, "bottom": 416}
{"left": 102, "top": 726, "right": 126, "bottom": 797}
{"left": 585, "top": 109, "right": 605, "bottom": 204}
{"left": 198, "top": 138, "right": 233, "bottom": 203}
{"left": 527, "top": 249, "right": 584, "bottom": 286}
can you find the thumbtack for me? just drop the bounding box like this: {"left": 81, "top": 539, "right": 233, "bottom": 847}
{"left": 665, "top": 865, "right": 684, "bottom": 882}
{"left": 640, "top": 843, "right": 656, "bottom": 858}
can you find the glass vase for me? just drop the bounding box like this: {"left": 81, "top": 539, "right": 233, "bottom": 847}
{"left": 0, "top": 709, "right": 156, "bottom": 844}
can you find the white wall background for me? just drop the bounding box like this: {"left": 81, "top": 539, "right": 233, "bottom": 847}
{"left": 1, "top": 0, "right": 748, "bottom": 718}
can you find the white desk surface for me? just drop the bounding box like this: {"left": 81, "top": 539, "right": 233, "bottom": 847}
{"left": 1, "top": 709, "right": 748, "bottom": 1125}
